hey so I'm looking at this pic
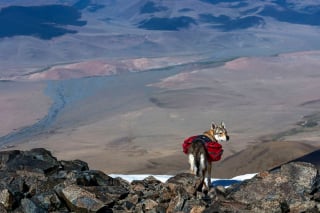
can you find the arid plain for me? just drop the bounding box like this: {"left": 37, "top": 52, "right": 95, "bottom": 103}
{"left": 1, "top": 51, "right": 320, "bottom": 178}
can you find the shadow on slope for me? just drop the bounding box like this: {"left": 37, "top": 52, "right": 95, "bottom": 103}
{"left": 214, "top": 141, "right": 317, "bottom": 178}
{"left": 271, "top": 149, "right": 320, "bottom": 172}
{"left": 0, "top": 5, "right": 86, "bottom": 39}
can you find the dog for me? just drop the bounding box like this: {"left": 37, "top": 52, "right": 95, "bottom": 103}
{"left": 187, "top": 122, "right": 229, "bottom": 191}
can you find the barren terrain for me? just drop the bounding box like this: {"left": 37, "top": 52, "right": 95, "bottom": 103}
{"left": 0, "top": 81, "right": 51, "bottom": 138}
{"left": 2, "top": 51, "right": 320, "bottom": 178}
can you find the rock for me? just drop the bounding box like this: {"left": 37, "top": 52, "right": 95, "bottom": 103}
{"left": 166, "top": 185, "right": 190, "bottom": 212}
{"left": 0, "top": 203, "right": 7, "bottom": 213}
{"left": 141, "top": 198, "right": 158, "bottom": 210}
{"left": 225, "top": 162, "right": 320, "bottom": 212}
{"left": 63, "top": 170, "right": 122, "bottom": 187}
{"left": 60, "top": 159, "right": 89, "bottom": 171}
{"left": 182, "top": 199, "right": 207, "bottom": 212}
{"left": 131, "top": 180, "right": 146, "bottom": 192}
{"left": 280, "top": 161, "right": 318, "bottom": 194}
{"left": 166, "top": 173, "right": 203, "bottom": 195}
{"left": 190, "top": 205, "right": 206, "bottom": 213}
{"left": 0, "top": 148, "right": 320, "bottom": 212}
{"left": 284, "top": 200, "right": 318, "bottom": 213}
{"left": 0, "top": 189, "right": 14, "bottom": 210}
{"left": 1, "top": 148, "right": 60, "bottom": 175}
{"left": 20, "top": 198, "right": 47, "bottom": 213}
{"left": 32, "top": 191, "right": 62, "bottom": 211}
{"left": 118, "top": 200, "right": 136, "bottom": 211}
{"left": 0, "top": 149, "right": 128, "bottom": 212}
{"left": 60, "top": 184, "right": 107, "bottom": 212}
{"left": 203, "top": 200, "right": 248, "bottom": 213}
{"left": 0, "top": 150, "right": 21, "bottom": 169}
{"left": 84, "top": 185, "right": 129, "bottom": 205}
{"left": 248, "top": 200, "right": 289, "bottom": 213}
{"left": 125, "top": 193, "right": 139, "bottom": 205}
{"left": 157, "top": 186, "right": 172, "bottom": 203}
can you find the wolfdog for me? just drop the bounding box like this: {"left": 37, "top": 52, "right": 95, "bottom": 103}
{"left": 188, "top": 122, "right": 229, "bottom": 190}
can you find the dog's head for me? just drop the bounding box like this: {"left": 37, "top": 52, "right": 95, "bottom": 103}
{"left": 206, "top": 122, "right": 230, "bottom": 143}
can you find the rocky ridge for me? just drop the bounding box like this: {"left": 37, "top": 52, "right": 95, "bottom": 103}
{"left": 0, "top": 148, "right": 319, "bottom": 212}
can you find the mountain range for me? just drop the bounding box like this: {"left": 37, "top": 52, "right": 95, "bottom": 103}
{"left": 1, "top": 0, "right": 320, "bottom": 77}
{"left": 2, "top": 0, "right": 320, "bottom": 38}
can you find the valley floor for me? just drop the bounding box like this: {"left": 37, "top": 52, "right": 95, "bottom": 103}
{"left": 1, "top": 51, "right": 320, "bottom": 178}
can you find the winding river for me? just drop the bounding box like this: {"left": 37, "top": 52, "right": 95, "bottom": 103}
{"left": 0, "top": 60, "right": 222, "bottom": 146}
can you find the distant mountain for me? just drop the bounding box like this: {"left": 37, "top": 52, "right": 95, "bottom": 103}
{"left": 1, "top": 0, "right": 320, "bottom": 39}
{"left": 1, "top": 0, "right": 320, "bottom": 74}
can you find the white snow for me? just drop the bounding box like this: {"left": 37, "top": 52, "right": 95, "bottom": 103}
{"left": 109, "top": 173, "right": 257, "bottom": 188}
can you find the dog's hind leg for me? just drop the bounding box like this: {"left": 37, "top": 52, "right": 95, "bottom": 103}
{"left": 189, "top": 154, "right": 197, "bottom": 175}
{"left": 206, "top": 162, "right": 212, "bottom": 188}
{"left": 200, "top": 153, "right": 208, "bottom": 191}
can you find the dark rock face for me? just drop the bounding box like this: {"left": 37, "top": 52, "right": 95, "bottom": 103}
{"left": 0, "top": 148, "right": 320, "bottom": 212}
{"left": 206, "top": 162, "right": 320, "bottom": 213}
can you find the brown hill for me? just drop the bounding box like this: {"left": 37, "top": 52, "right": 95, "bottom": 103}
{"left": 124, "top": 141, "right": 318, "bottom": 179}
{"left": 213, "top": 141, "right": 317, "bottom": 178}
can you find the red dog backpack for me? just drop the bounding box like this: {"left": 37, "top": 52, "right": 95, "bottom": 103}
{"left": 182, "top": 135, "right": 223, "bottom": 162}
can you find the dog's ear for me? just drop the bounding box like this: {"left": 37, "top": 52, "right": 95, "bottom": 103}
{"left": 221, "top": 121, "right": 226, "bottom": 129}
{"left": 211, "top": 122, "right": 216, "bottom": 130}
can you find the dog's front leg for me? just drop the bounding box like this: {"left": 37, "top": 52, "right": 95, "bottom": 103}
{"left": 207, "top": 162, "right": 212, "bottom": 188}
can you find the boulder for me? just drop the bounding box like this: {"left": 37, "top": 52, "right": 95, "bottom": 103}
{"left": 166, "top": 173, "right": 204, "bottom": 196}
{"left": 60, "top": 184, "right": 107, "bottom": 212}
{"left": 60, "top": 159, "right": 89, "bottom": 171}
{"left": 222, "top": 162, "right": 320, "bottom": 212}
{"left": 0, "top": 148, "right": 60, "bottom": 175}
{"left": 20, "top": 198, "right": 47, "bottom": 213}
{"left": 0, "top": 189, "right": 14, "bottom": 210}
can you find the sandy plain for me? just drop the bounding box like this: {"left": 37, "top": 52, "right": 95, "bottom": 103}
{"left": 0, "top": 81, "right": 51, "bottom": 138}
{"left": 1, "top": 51, "right": 320, "bottom": 178}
